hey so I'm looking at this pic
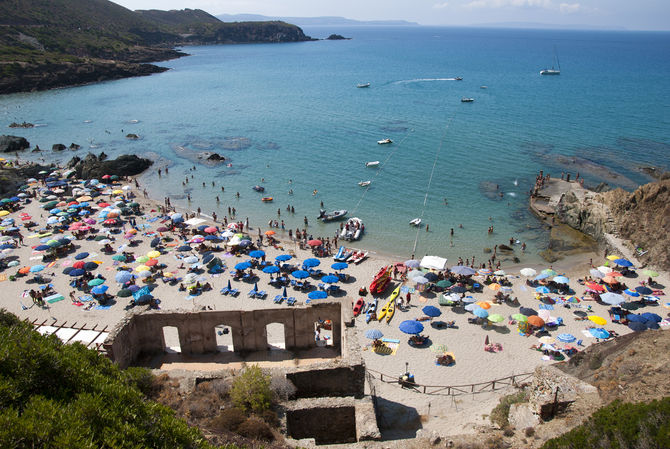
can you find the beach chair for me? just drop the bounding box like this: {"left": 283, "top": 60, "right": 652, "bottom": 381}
{"left": 318, "top": 283, "right": 326, "bottom": 290}
{"left": 286, "top": 297, "right": 296, "bottom": 306}
{"left": 220, "top": 287, "right": 230, "bottom": 295}
{"left": 256, "top": 290, "right": 267, "bottom": 299}
{"left": 229, "top": 288, "right": 240, "bottom": 297}
{"left": 274, "top": 295, "right": 284, "bottom": 304}
{"left": 248, "top": 288, "right": 258, "bottom": 298}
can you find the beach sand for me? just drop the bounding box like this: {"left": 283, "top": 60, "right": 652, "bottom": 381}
{"left": 3, "top": 174, "right": 668, "bottom": 439}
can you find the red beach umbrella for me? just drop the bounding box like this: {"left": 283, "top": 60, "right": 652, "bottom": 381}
{"left": 204, "top": 226, "right": 218, "bottom": 233}
{"left": 527, "top": 315, "right": 545, "bottom": 327}
{"left": 73, "top": 261, "right": 85, "bottom": 269}
{"left": 145, "top": 258, "right": 158, "bottom": 267}
{"left": 97, "top": 202, "right": 110, "bottom": 208}
{"left": 308, "top": 239, "right": 322, "bottom": 247}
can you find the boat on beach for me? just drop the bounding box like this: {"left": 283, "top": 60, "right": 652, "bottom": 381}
{"left": 340, "top": 217, "right": 364, "bottom": 241}
{"left": 358, "top": 181, "right": 371, "bottom": 187}
{"left": 365, "top": 161, "right": 379, "bottom": 167}
{"left": 353, "top": 298, "right": 365, "bottom": 316}
{"left": 365, "top": 298, "right": 378, "bottom": 323}
{"left": 377, "top": 138, "right": 392, "bottom": 145}
{"left": 350, "top": 250, "right": 368, "bottom": 264}
{"left": 357, "top": 83, "right": 371, "bottom": 88}
{"left": 461, "top": 97, "right": 474, "bottom": 103}
{"left": 409, "top": 218, "right": 422, "bottom": 227}
{"left": 318, "top": 209, "right": 348, "bottom": 222}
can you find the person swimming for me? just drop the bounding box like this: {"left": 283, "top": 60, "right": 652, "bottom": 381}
{"left": 312, "top": 189, "right": 318, "bottom": 196}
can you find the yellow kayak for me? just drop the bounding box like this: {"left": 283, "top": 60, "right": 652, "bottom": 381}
{"left": 386, "top": 298, "right": 396, "bottom": 324}
{"left": 389, "top": 284, "right": 401, "bottom": 302}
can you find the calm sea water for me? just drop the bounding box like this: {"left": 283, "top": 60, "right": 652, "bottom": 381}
{"left": 3, "top": 27, "right": 670, "bottom": 262}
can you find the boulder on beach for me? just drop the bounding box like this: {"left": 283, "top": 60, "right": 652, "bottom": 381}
{"left": 67, "top": 153, "right": 152, "bottom": 179}
{"left": 69, "top": 143, "right": 81, "bottom": 150}
{"left": 0, "top": 135, "right": 29, "bottom": 153}
{"left": 52, "top": 143, "right": 66, "bottom": 152}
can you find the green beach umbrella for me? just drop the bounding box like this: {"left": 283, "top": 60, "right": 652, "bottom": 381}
{"left": 46, "top": 239, "right": 60, "bottom": 247}
{"left": 512, "top": 314, "right": 528, "bottom": 322}
{"left": 487, "top": 314, "right": 505, "bottom": 323}
{"left": 88, "top": 278, "right": 105, "bottom": 287}
{"left": 642, "top": 269, "right": 659, "bottom": 277}
{"left": 116, "top": 289, "right": 132, "bottom": 297}
{"left": 136, "top": 255, "right": 149, "bottom": 263}
{"left": 436, "top": 280, "right": 453, "bottom": 288}
{"left": 112, "top": 254, "right": 126, "bottom": 261}
{"left": 94, "top": 235, "right": 107, "bottom": 241}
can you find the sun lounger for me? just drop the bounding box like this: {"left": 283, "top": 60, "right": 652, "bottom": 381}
{"left": 286, "top": 297, "right": 296, "bottom": 306}
{"left": 256, "top": 290, "right": 267, "bottom": 299}
{"left": 274, "top": 295, "right": 284, "bottom": 304}
{"left": 220, "top": 287, "right": 230, "bottom": 295}
{"left": 248, "top": 289, "right": 258, "bottom": 297}
{"left": 229, "top": 288, "right": 239, "bottom": 296}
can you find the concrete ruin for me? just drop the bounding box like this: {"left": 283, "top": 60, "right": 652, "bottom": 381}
{"left": 103, "top": 301, "right": 381, "bottom": 444}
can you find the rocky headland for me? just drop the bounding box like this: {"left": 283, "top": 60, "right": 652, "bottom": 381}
{"left": 65, "top": 153, "right": 153, "bottom": 180}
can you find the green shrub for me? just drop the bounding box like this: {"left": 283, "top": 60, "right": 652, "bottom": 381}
{"left": 230, "top": 365, "right": 272, "bottom": 413}
{"left": 489, "top": 390, "right": 528, "bottom": 428}
{"left": 236, "top": 416, "right": 274, "bottom": 441}
{"left": 542, "top": 397, "right": 670, "bottom": 449}
{"left": 122, "top": 366, "right": 155, "bottom": 396}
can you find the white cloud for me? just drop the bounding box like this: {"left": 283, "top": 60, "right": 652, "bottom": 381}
{"left": 464, "top": 0, "right": 553, "bottom": 9}
{"left": 559, "top": 2, "right": 581, "bottom": 14}
{"left": 433, "top": 2, "right": 450, "bottom": 8}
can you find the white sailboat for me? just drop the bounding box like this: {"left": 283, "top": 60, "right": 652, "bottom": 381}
{"left": 540, "top": 48, "right": 561, "bottom": 75}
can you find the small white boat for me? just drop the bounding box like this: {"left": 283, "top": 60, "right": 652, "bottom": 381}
{"left": 461, "top": 97, "right": 474, "bottom": 103}
{"left": 357, "top": 83, "right": 371, "bottom": 88}
{"left": 365, "top": 161, "right": 380, "bottom": 167}
{"left": 358, "top": 181, "right": 371, "bottom": 187}
{"left": 377, "top": 138, "right": 392, "bottom": 145}
{"left": 409, "top": 218, "right": 422, "bottom": 226}
{"left": 340, "top": 217, "right": 364, "bottom": 241}
{"left": 541, "top": 47, "right": 561, "bottom": 75}
{"left": 318, "top": 209, "right": 348, "bottom": 222}
{"left": 455, "top": 77, "right": 463, "bottom": 81}
{"left": 480, "top": 86, "right": 488, "bottom": 89}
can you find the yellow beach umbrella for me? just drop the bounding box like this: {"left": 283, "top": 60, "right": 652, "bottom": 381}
{"left": 112, "top": 189, "right": 123, "bottom": 194}
{"left": 135, "top": 265, "right": 150, "bottom": 272}
{"left": 588, "top": 315, "right": 607, "bottom": 326}
{"left": 488, "top": 283, "right": 501, "bottom": 291}
{"left": 606, "top": 255, "right": 620, "bottom": 261}
{"left": 77, "top": 195, "right": 92, "bottom": 202}
{"left": 0, "top": 210, "right": 9, "bottom": 217}
{"left": 147, "top": 250, "right": 161, "bottom": 259}
{"left": 539, "top": 336, "right": 556, "bottom": 345}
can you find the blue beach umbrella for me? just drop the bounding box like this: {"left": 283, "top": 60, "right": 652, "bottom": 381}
{"left": 331, "top": 262, "right": 349, "bottom": 271}
{"left": 635, "top": 286, "right": 653, "bottom": 295}
{"left": 451, "top": 265, "right": 476, "bottom": 276}
{"left": 399, "top": 320, "right": 424, "bottom": 334}
{"left": 321, "top": 274, "right": 339, "bottom": 284}
{"left": 263, "top": 265, "right": 280, "bottom": 274}
{"left": 308, "top": 290, "right": 328, "bottom": 300}
{"left": 202, "top": 253, "right": 214, "bottom": 264}
{"left": 177, "top": 245, "right": 192, "bottom": 251}
{"left": 249, "top": 250, "right": 265, "bottom": 258}
{"left": 613, "top": 258, "right": 633, "bottom": 267}
{"left": 276, "top": 254, "right": 292, "bottom": 262}
{"left": 404, "top": 259, "right": 420, "bottom": 269}
{"left": 303, "top": 258, "right": 321, "bottom": 268}
{"left": 626, "top": 314, "right": 645, "bottom": 323}
{"left": 0, "top": 243, "right": 15, "bottom": 250}
{"left": 535, "top": 286, "right": 550, "bottom": 294}
{"left": 69, "top": 268, "right": 85, "bottom": 277}
{"left": 534, "top": 272, "right": 550, "bottom": 280}
{"left": 235, "top": 261, "right": 251, "bottom": 270}
{"left": 623, "top": 289, "right": 640, "bottom": 297}
{"left": 205, "top": 235, "right": 221, "bottom": 241}
{"left": 553, "top": 275, "right": 569, "bottom": 284}
{"left": 422, "top": 306, "right": 441, "bottom": 317}
{"left": 35, "top": 244, "right": 50, "bottom": 251}
{"left": 473, "top": 307, "right": 489, "bottom": 318}
{"left": 628, "top": 321, "right": 647, "bottom": 332}
{"left": 91, "top": 285, "right": 109, "bottom": 295}
{"left": 557, "top": 333, "right": 576, "bottom": 343}
{"left": 30, "top": 265, "right": 45, "bottom": 273}
{"left": 365, "top": 329, "right": 383, "bottom": 339}
{"left": 640, "top": 312, "right": 662, "bottom": 323}
{"left": 589, "top": 328, "right": 610, "bottom": 339}
{"left": 75, "top": 252, "right": 89, "bottom": 260}
{"left": 115, "top": 271, "right": 133, "bottom": 284}
{"left": 292, "top": 270, "right": 309, "bottom": 279}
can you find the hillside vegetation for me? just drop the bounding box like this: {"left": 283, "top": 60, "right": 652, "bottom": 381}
{"left": 0, "top": 0, "right": 312, "bottom": 94}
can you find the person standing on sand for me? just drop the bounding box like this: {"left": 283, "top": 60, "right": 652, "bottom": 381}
{"left": 406, "top": 292, "right": 411, "bottom": 307}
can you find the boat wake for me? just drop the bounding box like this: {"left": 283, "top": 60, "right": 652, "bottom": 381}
{"left": 394, "top": 78, "right": 460, "bottom": 85}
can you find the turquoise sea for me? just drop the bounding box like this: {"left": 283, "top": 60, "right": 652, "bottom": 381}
{"left": 3, "top": 27, "right": 670, "bottom": 262}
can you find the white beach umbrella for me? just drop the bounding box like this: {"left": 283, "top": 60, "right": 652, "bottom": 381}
{"left": 520, "top": 268, "right": 537, "bottom": 277}
{"left": 407, "top": 269, "right": 423, "bottom": 279}
{"left": 597, "top": 265, "right": 613, "bottom": 274}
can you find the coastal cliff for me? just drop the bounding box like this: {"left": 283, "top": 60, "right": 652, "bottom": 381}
{"left": 532, "top": 177, "right": 670, "bottom": 271}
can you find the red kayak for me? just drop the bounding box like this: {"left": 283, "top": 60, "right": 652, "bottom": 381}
{"left": 353, "top": 298, "right": 365, "bottom": 316}
{"left": 369, "top": 266, "right": 392, "bottom": 295}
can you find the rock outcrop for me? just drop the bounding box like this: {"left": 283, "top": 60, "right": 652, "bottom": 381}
{"left": 0, "top": 135, "right": 29, "bottom": 153}
{"left": 67, "top": 153, "right": 153, "bottom": 180}
{"left": 52, "top": 143, "right": 66, "bottom": 152}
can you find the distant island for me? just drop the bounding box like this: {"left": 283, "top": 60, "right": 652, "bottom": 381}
{"left": 216, "top": 14, "right": 419, "bottom": 27}
{"left": 0, "top": 1, "right": 314, "bottom": 94}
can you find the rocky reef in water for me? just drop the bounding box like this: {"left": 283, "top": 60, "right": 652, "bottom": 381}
{"left": 0, "top": 135, "right": 30, "bottom": 153}
{"left": 66, "top": 153, "right": 153, "bottom": 180}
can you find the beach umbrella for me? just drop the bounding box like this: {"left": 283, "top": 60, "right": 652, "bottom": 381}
{"left": 308, "top": 290, "right": 328, "bottom": 300}
{"left": 512, "top": 313, "right": 528, "bottom": 322}
{"left": 234, "top": 261, "right": 252, "bottom": 271}
{"left": 88, "top": 278, "right": 105, "bottom": 287}
{"left": 642, "top": 269, "right": 659, "bottom": 277}
{"left": 18, "top": 266, "right": 31, "bottom": 275}
{"left": 204, "top": 226, "right": 218, "bottom": 234}
{"left": 407, "top": 269, "right": 423, "bottom": 279}
{"left": 147, "top": 250, "right": 161, "bottom": 259}
{"left": 535, "top": 286, "right": 550, "bottom": 294}
{"left": 365, "top": 329, "right": 384, "bottom": 339}
{"left": 452, "top": 265, "right": 476, "bottom": 276}
{"left": 526, "top": 315, "right": 545, "bottom": 327}
{"left": 238, "top": 240, "right": 252, "bottom": 248}
{"left": 608, "top": 271, "right": 624, "bottom": 277}
{"left": 91, "top": 285, "right": 108, "bottom": 295}
{"left": 7, "top": 260, "right": 19, "bottom": 267}
{"left": 331, "top": 262, "right": 349, "bottom": 271}
{"left": 435, "top": 279, "right": 452, "bottom": 289}
{"left": 150, "top": 237, "right": 161, "bottom": 248}
{"left": 451, "top": 285, "right": 467, "bottom": 294}
{"left": 464, "top": 303, "right": 479, "bottom": 311}
{"left": 613, "top": 258, "right": 633, "bottom": 267}
{"left": 640, "top": 312, "right": 662, "bottom": 323}
{"left": 534, "top": 272, "right": 550, "bottom": 280}
{"left": 292, "top": 270, "right": 309, "bottom": 279}
{"left": 404, "top": 259, "right": 421, "bottom": 269}
{"left": 183, "top": 255, "right": 199, "bottom": 264}
{"left": 585, "top": 282, "right": 605, "bottom": 292}
{"left": 423, "top": 272, "right": 438, "bottom": 282}
{"left": 473, "top": 307, "right": 489, "bottom": 318}
{"left": 538, "top": 336, "right": 556, "bottom": 345}
{"left": 488, "top": 283, "right": 501, "bottom": 291}
{"left": 84, "top": 262, "right": 98, "bottom": 271}
{"left": 249, "top": 250, "right": 265, "bottom": 258}
{"left": 588, "top": 315, "right": 607, "bottom": 325}
{"left": 177, "top": 245, "right": 192, "bottom": 252}
{"left": 115, "top": 271, "right": 133, "bottom": 283}
{"left": 542, "top": 268, "right": 557, "bottom": 276}
{"left": 74, "top": 252, "right": 89, "bottom": 260}
{"left": 628, "top": 321, "right": 647, "bottom": 332}
{"left": 557, "top": 333, "right": 576, "bottom": 343}
{"left": 264, "top": 230, "right": 276, "bottom": 236}
{"left": 262, "top": 265, "right": 280, "bottom": 274}
{"left": 321, "top": 274, "right": 339, "bottom": 284}
{"left": 475, "top": 301, "right": 491, "bottom": 310}
{"left": 589, "top": 328, "right": 610, "bottom": 339}
{"left": 69, "top": 268, "right": 85, "bottom": 277}
{"left": 307, "top": 239, "right": 322, "bottom": 246}
{"left": 553, "top": 275, "right": 569, "bottom": 284}
{"left": 487, "top": 314, "right": 504, "bottom": 323}
{"left": 202, "top": 253, "right": 214, "bottom": 264}
{"left": 189, "top": 236, "right": 205, "bottom": 244}
{"left": 635, "top": 286, "right": 653, "bottom": 295}
{"left": 134, "top": 256, "right": 148, "bottom": 264}
{"left": 116, "top": 288, "right": 132, "bottom": 298}
{"left": 589, "top": 268, "right": 604, "bottom": 279}
{"left": 29, "top": 264, "right": 45, "bottom": 273}
{"left": 276, "top": 254, "right": 292, "bottom": 262}
{"left": 520, "top": 268, "right": 537, "bottom": 277}
{"left": 205, "top": 235, "right": 221, "bottom": 241}
{"left": 399, "top": 320, "right": 424, "bottom": 334}
{"left": 600, "top": 292, "right": 625, "bottom": 305}
{"left": 478, "top": 268, "right": 492, "bottom": 276}
{"left": 135, "top": 265, "right": 150, "bottom": 272}
{"left": 623, "top": 289, "right": 640, "bottom": 297}
{"left": 422, "top": 306, "right": 441, "bottom": 317}
{"left": 112, "top": 254, "right": 126, "bottom": 262}
{"left": 127, "top": 284, "right": 141, "bottom": 293}
{"left": 145, "top": 259, "right": 158, "bottom": 267}
{"left": 494, "top": 270, "right": 506, "bottom": 276}
{"left": 414, "top": 276, "right": 429, "bottom": 285}
{"left": 626, "top": 314, "right": 645, "bottom": 323}
{"left": 156, "top": 226, "right": 170, "bottom": 232}
{"left": 303, "top": 258, "right": 321, "bottom": 268}
{"left": 597, "top": 265, "right": 613, "bottom": 274}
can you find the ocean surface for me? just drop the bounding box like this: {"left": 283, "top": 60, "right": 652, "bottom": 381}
{"left": 3, "top": 27, "right": 670, "bottom": 263}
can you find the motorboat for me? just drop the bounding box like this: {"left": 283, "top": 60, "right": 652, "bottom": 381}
{"left": 454, "top": 77, "right": 463, "bottom": 81}
{"left": 358, "top": 181, "right": 371, "bottom": 187}
{"left": 377, "top": 138, "right": 392, "bottom": 145}
{"left": 409, "top": 218, "right": 422, "bottom": 226}
{"left": 461, "top": 97, "right": 474, "bottom": 103}
{"left": 252, "top": 185, "right": 265, "bottom": 192}
{"left": 340, "top": 217, "right": 364, "bottom": 241}
{"left": 365, "top": 161, "right": 379, "bottom": 167}
{"left": 318, "top": 209, "right": 348, "bottom": 222}
{"left": 480, "top": 86, "right": 488, "bottom": 89}
{"left": 261, "top": 197, "right": 273, "bottom": 202}
{"left": 357, "top": 83, "right": 371, "bottom": 88}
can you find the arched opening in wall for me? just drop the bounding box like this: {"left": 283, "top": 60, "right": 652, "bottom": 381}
{"left": 162, "top": 326, "right": 181, "bottom": 353}
{"left": 266, "top": 322, "right": 286, "bottom": 350}
{"left": 215, "top": 324, "right": 234, "bottom": 352}
{"left": 314, "top": 317, "right": 334, "bottom": 347}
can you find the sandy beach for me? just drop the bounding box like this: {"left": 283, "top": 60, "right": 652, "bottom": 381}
{"left": 2, "top": 167, "right": 668, "bottom": 439}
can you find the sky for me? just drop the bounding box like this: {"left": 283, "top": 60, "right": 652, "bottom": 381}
{"left": 111, "top": 0, "right": 670, "bottom": 31}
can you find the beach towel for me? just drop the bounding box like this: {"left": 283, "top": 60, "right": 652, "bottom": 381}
{"left": 46, "top": 261, "right": 56, "bottom": 268}
{"left": 79, "top": 295, "right": 95, "bottom": 302}
{"left": 46, "top": 294, "right": 65, "bottom": 304}
{"left": 382, "top": 338, "right": 400, "bottom": 343}
{"left": 0, "top": 274, "right": 6, "bottom": 282}
{"left": 146, "top": 217, "right": 160, "bottom": 222}
{"left": 94, "top": 305, "right": 111, "bottom": 310}
{"left": 72, "top": 301, "right": 84, "bottom": 307}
